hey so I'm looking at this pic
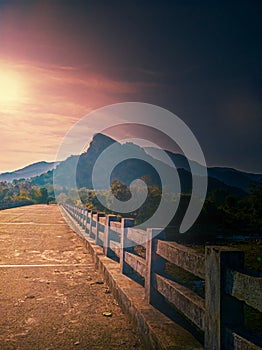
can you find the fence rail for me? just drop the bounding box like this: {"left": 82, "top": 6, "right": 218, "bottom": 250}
{"left": 62, "top": 203, "right": 262, "bottom": 350}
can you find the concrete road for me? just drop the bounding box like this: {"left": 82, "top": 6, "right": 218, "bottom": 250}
{"left": 0, "top": 205, "right": 143, "bottom": 350}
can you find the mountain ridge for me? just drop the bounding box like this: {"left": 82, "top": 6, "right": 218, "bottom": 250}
{"left": 4, "top": 133, "right": 261, "bottom": 196}
{"left": 0, "top": 161, "right": 59, "bottom": 182}
{"left": 144, "top": 146, "right": 262, "bottom": 192}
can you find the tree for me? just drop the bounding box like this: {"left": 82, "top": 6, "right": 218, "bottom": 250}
{"left": 16, "top": 188, "right": 30, "bottom": 201}
{"left": 57, "top": 193, "right": 67, "bottom": 203}
{"left": 110, "top": 179, "right": 131, "bottom": 201}
{"left": 39, "top": 187, "right": 48, "bottom": 204}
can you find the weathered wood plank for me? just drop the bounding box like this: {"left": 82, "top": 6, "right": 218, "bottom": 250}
{"left": 156, "top": 240, "right": 205, "bottom": 279}
{"left": 126, "top": 228, "right": 147, "bottom": 247}
{"left": 110, "top": 226, "right": 122, "bottom": 236}
{"left": 225, "top": 328, "right": 262, "bottom": 350}
{"left": 99, "top": 217, "right": 107, "bottom": 225}
{"left": 124, "top": 251, "right": 146, "bottom": 278}
{"left": 109, "top": 241, "right": 121, "bottom": 258}
{"left": 155, "top": 273, "right": 205, "bottom": 331}
{"left": 98, "top": 231, "right": 104, "bottom": 243}
{"left": 226, "top": 269, "right": 262, "bottom": 312}
{"left": 110, "top": 221, "right": 121, "bottom": 229}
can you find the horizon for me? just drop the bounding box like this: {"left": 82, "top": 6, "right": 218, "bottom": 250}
{"left": 0, "top": 1, "right": 261, "bottom": 173}
{"left": 1, "top": 130, "right": 261, "bottom": 176}
{"left": 2, "top": 158, "right": 262, "bottom": 176}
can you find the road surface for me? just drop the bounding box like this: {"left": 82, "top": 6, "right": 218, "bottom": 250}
{"left": 0, "top": 205, "right": 143, "bottom": 350}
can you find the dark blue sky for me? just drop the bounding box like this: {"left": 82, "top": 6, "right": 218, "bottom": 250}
{"left": 76, "top": 0, "right": 262, "bottom": 172}
{"left": 0, "top": 0, "right": 261, "bottom": 172}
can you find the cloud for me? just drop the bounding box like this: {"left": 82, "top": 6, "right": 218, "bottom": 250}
{"left": 0, "top": 58, "right": 156, "bottom": 172}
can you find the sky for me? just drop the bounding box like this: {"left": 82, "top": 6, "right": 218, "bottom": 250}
{"left": 0, "top": 0, "right": 261, "bottom": 173}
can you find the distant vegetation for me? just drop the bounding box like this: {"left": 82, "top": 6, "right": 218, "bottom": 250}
{"left": 29, "top": 133, "right": 261, "bottom": 196}
{"left": 0, "top": 161, "right": 58, "bottom": 183}
{"left": 54, "top": 179, "right": 262, "bottom": 242}
{"left": 1, "top": 133, "right": 261, "bottom": 243}
{"left": 0, "top": 176, "right": 261, "bottom": 242}
{"left": 0, "top": 180, "right": 55, "bottom": 209}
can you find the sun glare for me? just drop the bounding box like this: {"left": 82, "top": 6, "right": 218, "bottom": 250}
{"left": 0, "top": 69, "right": 24, "bottom": 106}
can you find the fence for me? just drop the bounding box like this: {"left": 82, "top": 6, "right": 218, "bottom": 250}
{"left": 62, "top": 203, "right": 262, "bottom": 350}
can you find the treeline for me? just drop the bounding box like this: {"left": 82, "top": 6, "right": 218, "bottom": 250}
{"left": 205, "top": 181, "right": 261, "bottom": 231}
{"left": 57, "top": 179, "right": 262, "bottom": 241}
{"left": 2, "top": 178, "right": 261, "bottom": 241}
{"left": 0, "top": 180, "right": 55, "bottom": 208}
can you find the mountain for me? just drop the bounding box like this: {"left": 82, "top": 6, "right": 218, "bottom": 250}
{"left": 75, "top": 134, "right": 164, "bottom": 189}
{"left": 28, "top": 133, "right": 245, "bottom": 198}
{"left": 0, "top": 161, "right": 59, "bottom": 182}
{"left": 144, "top": 147, "right": 262, "bottom": 192}
{"left": 29, "top": 133, "right": 261, "bottom": 197}
{"left": 208, "top": 167, "right": 262, "bottom": 192}
{"left": 144, "top": 147, "right": 203, "bottom": 174}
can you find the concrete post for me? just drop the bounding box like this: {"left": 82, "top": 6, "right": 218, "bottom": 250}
{"left": 145, "top": 228, "right": 166, "bottom": 303}
{"left": 85, "top": 209, "right": 90, "bottom": 234}
{"left": 205, "top": 246, "right": 244, "bottom": 350}
{"left": 89, "top": 210, "right": 97, "bottom": 239}
{"left": 80, "top": 208, "right": 85, "bottom": 228}
{"left": 77, "top": 207, "right": 80, "bottom": 223}
{"left": 95, "top": 213, "right": 105, "bottom": 245}
{"left": 74, "top": 205, "right": 76, "bottom": 219}
{"left": 120, "top": 218, "right": 135, "bottom": 274}
{"left": 82, "top": 208, "right": 86, "bottom": 228}
{"left": 104, "top": 215, "right": 118, "bottom": 257}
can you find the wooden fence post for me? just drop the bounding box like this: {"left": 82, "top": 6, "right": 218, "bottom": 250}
{"left": 82, "top": 208, "right": 86, "bottom": 228}
{"left": 145, "top": 228, "right": 166, "bottom": 303}
{"left": 81, "top": 208, "right": 85, "bottom": 228}
{"left": 77, "top": 206, "right": 80, "bottom": 222}
{"left": 205, "top": 246, "right": 244, "bottom": 350}
{"left": 82, "top": 208, "right": 86, "bottom": 229}
{"left": 74, "top": 206, "right": 77, "bottom": 220}
{"left": 84, "top": 209, "right": 90, "bottom": 234}
{"left": 120, "top": 218, "right": 135, "bottom": 274}
{"left": 76, "top": 206, "right": 79, "bottom": 222}
{"left": 79, "top": 208, "right": 82, "bottom": 226}
{"left": 95, "top": 213, "right": 105, "bottom": 245}
{"left": 103, "top": 215, "right": 118, "bottom": 257}
{"left": 88, "top": 210, "right": 97, "bottom": 238}
{"left": 79, "top": 207, "right": 82, "bottom": 224}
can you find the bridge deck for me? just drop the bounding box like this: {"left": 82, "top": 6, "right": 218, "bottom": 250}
{"left": 0, "top": 205, "right": 143, "bottom": 350}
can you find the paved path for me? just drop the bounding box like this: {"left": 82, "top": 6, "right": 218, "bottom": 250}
{"left": 0, "top": 205, "right": 143, "bottom": 350}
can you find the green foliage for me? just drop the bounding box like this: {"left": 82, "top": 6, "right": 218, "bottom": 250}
{"left": 39, "top": 187, "right": 48, "bottom": 204}
{"left": 206, "top": 180, "right": 262, "bottom": 234}
{"left": 55, "top": 178, "right": 261, "bottom": 236}
{"left": 0, "top": 181, "right": 50, "bottom": 207}
{"left": 110, "top": 179, "right": 131, "bottom": 201}
{"left": 3, "top": 176, "right": 260, "bottom": 238}
{"left": 30, "top": 170, "right": 53, "bottom": 186}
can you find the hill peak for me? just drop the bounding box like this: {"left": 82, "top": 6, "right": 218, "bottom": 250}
{"left": 85, "top": 133, "right": 116, "bottom": 154}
